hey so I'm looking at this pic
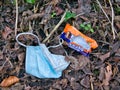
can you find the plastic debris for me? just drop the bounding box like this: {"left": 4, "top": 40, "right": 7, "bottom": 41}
{"left": 60, "top": 24, "right": 98, "bottom": 56}
{"left": 16, "top": 32, "right": 69, "bottom": 78}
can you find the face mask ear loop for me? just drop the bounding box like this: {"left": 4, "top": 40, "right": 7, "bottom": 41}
{"left": 48, "top": 38, "right": 68, "bottom": 56}
{"left": 16, "top": 32, "right": 41, "bottom": 47}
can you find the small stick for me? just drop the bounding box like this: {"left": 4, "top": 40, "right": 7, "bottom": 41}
{"left": 0, "top": 60, "right": 7, "bottom": 71}
{"left": 42, "top": 11, "right": 67, "bottom": 43}
{"left": 96, "top": 0, "right": 116, "bottom": 39}
{"left": 90, "top": 75, "right": 94, "bottom": 90}
{"left": 108, "top": 0, "right": 115, "bottom": 39}
{"left": 96, "top": 0, "right": 111, "bottom": 23}
{"left": 0, "top": 57, "right": 13, "bottom": 71}
{"left": 15, "top": 0, "right": 18, "bottom": 36}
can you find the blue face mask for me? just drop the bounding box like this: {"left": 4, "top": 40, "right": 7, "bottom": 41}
{"left": 16, "top": 32, "right": 69, "bottom": 78}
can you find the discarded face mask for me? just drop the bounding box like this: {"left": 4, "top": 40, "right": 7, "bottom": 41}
{"left": 16, "top": 32, "right": 69, "bottom": 78}
{"left": 60, "top": 24, "right": 98, "bottom": 56}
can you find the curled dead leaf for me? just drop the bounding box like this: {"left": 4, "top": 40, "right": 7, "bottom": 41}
{"left": 112, "top": 65, "right": 119, "bottom": 77}
{"left": 0, "top": 76, "right": 19, "bottom": 87}
{"left": 103, "top": 63, "right": 112, "bottom": 86}
{"left": 2, "top": 26, "right": 13, "bottom": 39}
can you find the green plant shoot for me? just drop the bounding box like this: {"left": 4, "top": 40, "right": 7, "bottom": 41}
{"left": 51, "top": 11, "right": 56, "bottom": 18}
{"left": 80, "top": 23, "right": 94, "bottom": 33}
{"left": 65, "top": 11, "right": 76, "bottom": 21}
{"left": 26, "top": 0, "right": 35, "bottom": 4}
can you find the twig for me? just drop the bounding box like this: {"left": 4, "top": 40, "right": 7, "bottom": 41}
{"left": 15, "top": 0, "right": 18, "bottom": 36}
{"left": 75, "top": 12, "right": 85, "bottom": 18}
{"left": 0, "top": 57, "right": 13, "bottom": 71}
{"left": 0, "top": 60, "right": 7, "bottom": 71}
{"left": 96, "top": 0, "right": 116, "bottom": 39}
{"left": 90, "top": 75, "right": 94, "bottom": 90}
{"left": 42, "top": 10, "right": 67, "bottom": 43}
{"left": 108, "top": 0, "right": 116, "bottom": 39}
{"left": 96, "top": 0, "right": 111, "bottom": 23}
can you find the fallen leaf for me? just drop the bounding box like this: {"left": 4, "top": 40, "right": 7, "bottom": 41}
{"left": 0, "top": 76, "right": 19, "bottom": 87}
{"left": 52, "top": 80, "right": 62, "bottom": 90}
{"left": 0, "top": 51, "right": 3, "bottom": 60}
{"left": 115, "top": 22, "right": 120, "bottom": 29}
{"left": 115, "top": 16, "right": 120, "bottom": 21}
{"left": 103, "top": 7, "right": 112, "bottom": 16}
{"left": 40, "top": 5, "right": 52, "bottom": 24}
{"left": 2, "top": 26, "right": 13, "bottom": 39}
{"left": 70, "top": 77, "right": 81, "bottom": 90}
{"left": 80, "top": 75, "right": 90, "bottom": 88}
{"left": 99, "top": 52, "right": 110, "bottom": 61}
{"left": 72, "top": 0, "right": 91, "bottom": 14}
{"left": 10, "top": 83, "right": 24, "bottom": 90}
{"left": 82, "top": 66, "right": 92, "bottom": 75}
{"left": 80, "top": 16, "right": 89, "bottom": 21}
{"left": 18, "top": 53, "right": 25, "bottom": 65}
{"left": 103, "top": 63, "right": 112, "bottom": 86}
{"left": 24, "top": 85, "right": 31, "bottom": 90}
{"left": 113, "top": 56, "right": 120, "bottom": 63}
{"left": 22, "top": 10, "right": 33, "bottom": 16}
{"left": 67, "top": 55, "right": 90, "bottom": 70}
{"left": 24, "top": 13, "right": 44, "bottom": 21}
{"left": 112, "top": 86, "right": 120, "bottom": 90}
{"left": 98, "top": 67, "right": 105, "bottom": 81}
{"left": 50, "top": 0, "right": 61, "bottom": 6}
{"left": 59, "top": 79, "right": 68, "bottom": 88}
{"left": 77, "top": 55, "right": 90, "bottom": 70}
{"left": 112, "top": 65, "right": 119, "bottom": 77}
{"left": 55, "top": 7, "right": 63, "bottom": 15}
{"left": 110, "top": 41, "right": 120, "bottom": 55}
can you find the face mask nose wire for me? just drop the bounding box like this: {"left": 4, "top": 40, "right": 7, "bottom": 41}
{"left": 16, "top": 32, "right": 41, "bottom": 48}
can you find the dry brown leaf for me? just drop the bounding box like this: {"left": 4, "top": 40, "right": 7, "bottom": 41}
{"left": 113, "top": 56, "right": 120, "bottom": 63}
{"left": 67, "top": 55, "right": 90, "bottom": 70}
{"left": 115, "top": 16, "right": 120, "bottom": 21}
{"left": 0, "top": 51, "right": 3, "bottom": 60}
{"left": 80, "top": 75, "right": 90, "bottom": 88}
{"left": 110, "top": 41, "right": 120, "bottom": 55}
{"left": 112, "top": 65, "right": 119, "bottom": 77}
{"left": 103, "top": 63, "right": 112, "bottom": 86}
{"left": 103, "top": 7, "right": 112, "bottom": 16}
{"left": 18, "top": 53, "right": 25, "bottom": 65}
{"left": 22, "top": 10, "right": 33, "bottom": 16}
{"left": 55, "top": 7, "right": 63, "bottom": 15}
{"left": 2, "top": 26, "right": 13, "bottom": 39}
{"left": 99, "top": 52, "right": 110, "bottom": 61}
{"left": 0, "top": 76, "right": 19, "bottom": 87}
{"left": 24, "top": 13, "right": 44, "bottom": 21}
{"left": 80, "top": 16, "right": 89, "bottom": 21}
{"left": 98, "top": 67, "right": 105, "bottom": 81}
{"left": 115, "top": 22, "right": 120, "bottom": 29}
{"left": 72, "top": 0, "right": 91, "bottom": 14}
{"left": 70, "top": 77, "right": 81, "bottom": 90}
{"left": 50, "top": 0, "right": 61, "bottom": 6}
{"left": 59, "top": 79, "right": 68, "bottom": 88}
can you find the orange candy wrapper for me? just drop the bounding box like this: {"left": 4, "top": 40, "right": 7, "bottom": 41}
{"left": 60, "top": 24, "right": 98, "bottom": 56}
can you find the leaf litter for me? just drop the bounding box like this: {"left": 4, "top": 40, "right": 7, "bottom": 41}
{"left": 0, "top": 0, "right": 120, "bottom": 89}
